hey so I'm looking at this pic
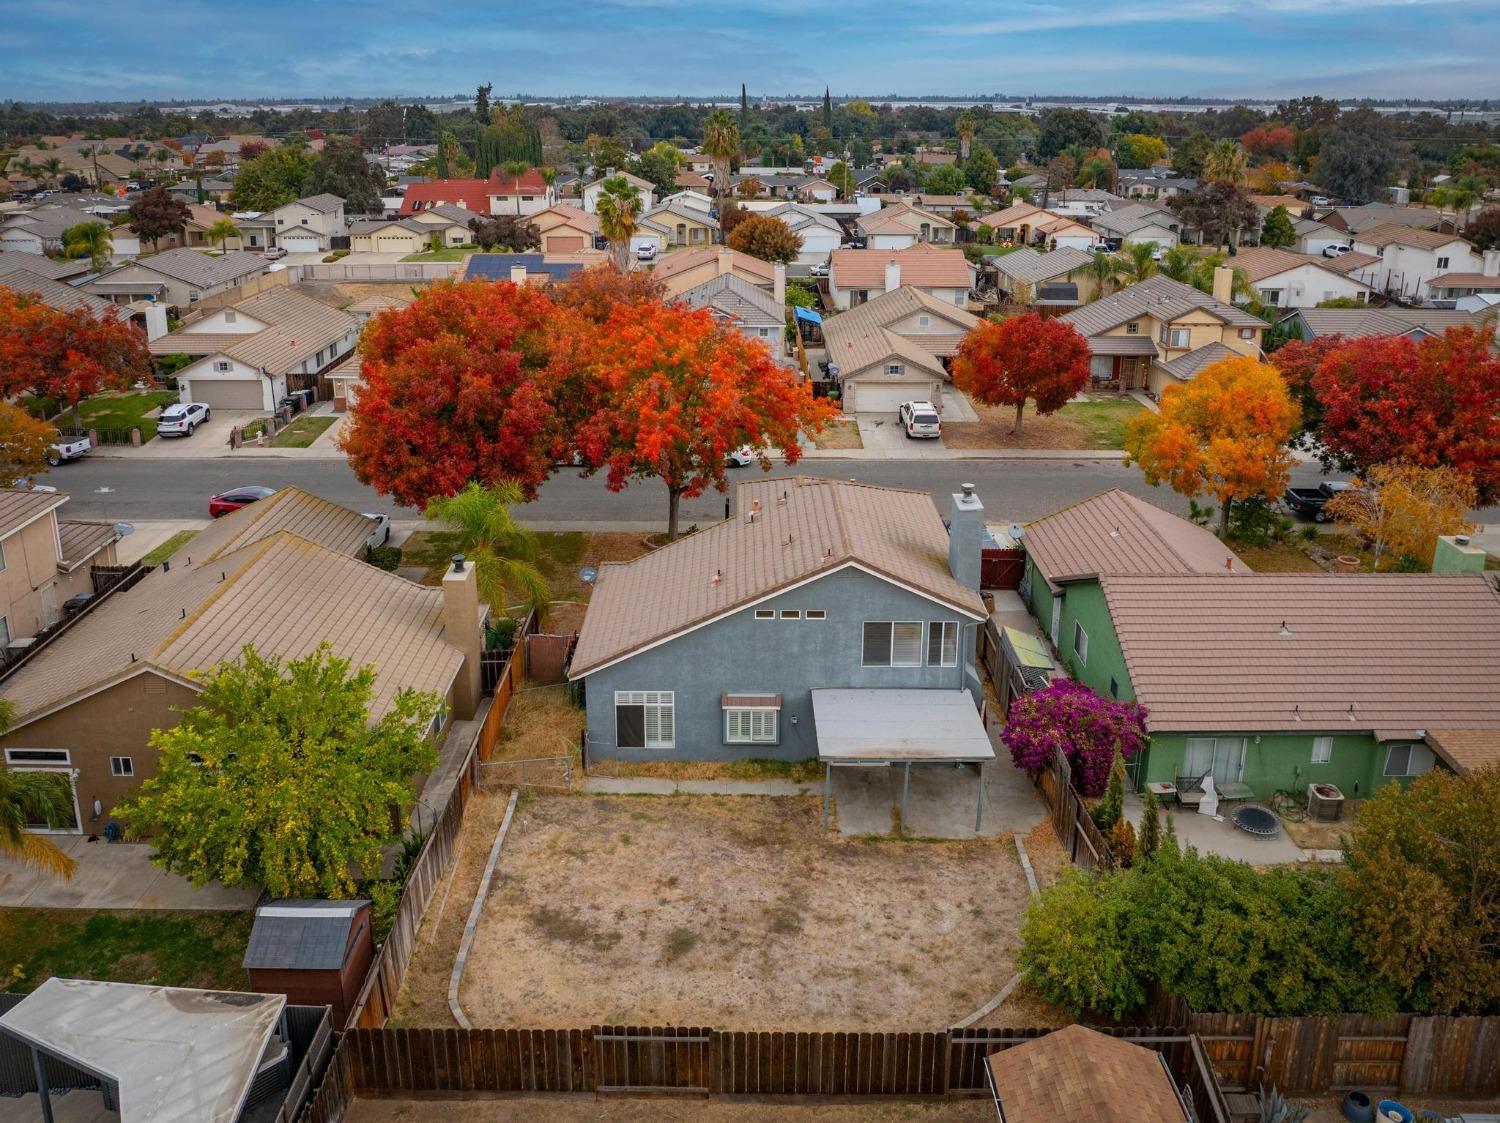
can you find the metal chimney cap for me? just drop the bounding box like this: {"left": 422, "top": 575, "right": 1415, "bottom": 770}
{"left": 450, "top": 554, "right": 466, "bottom": 573}
{"left": 961, "top": 482, "right": 976, "bottom": 498}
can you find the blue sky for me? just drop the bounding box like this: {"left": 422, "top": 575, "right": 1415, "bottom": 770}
{"left": 5, "top": 0, "right": 1497, "bottom": 101}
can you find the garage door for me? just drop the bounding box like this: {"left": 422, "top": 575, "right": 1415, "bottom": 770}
{"left": 280, "top": 234, "right": 319, "bottom": 251}
{"left": 189, "top": 379, "right": 265, "bottom": 410}
{"left": 847, "top": 384, "right": 932, "bottom": 414}
{"left": 549, "top": 235, "right": 586, "bottom": 253}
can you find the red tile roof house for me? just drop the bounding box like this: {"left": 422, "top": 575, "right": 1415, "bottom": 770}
{"left": 399, "top": 169, "right": 556, "bottom": 218}
{"left": 1018, "top": 491, "right": 1500, "bottom": 801}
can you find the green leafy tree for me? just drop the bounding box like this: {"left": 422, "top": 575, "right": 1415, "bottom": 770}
{"left": 1122, "top": 241, "right": 1158, "bottom": 282}
{"left": 1172, "top": 132, "right": 1212, "bottom": 178}
{"left": 1136, "top": 788, "right": 1161, "bottom": 864}
{"left": 922, "top": 163, "right": 967, "bottom": 195}
{"left": 306, "top": 135, "right": 387, "bottom": 213}
{"left": 1019, "top": 870, "right": 1147, "bottom": 1019}
{"left": 1261, "top": 204, "right": 1296, "bottom": 248}
{"left": 116, "top": 646, "right": 441, "bottom": 898}
{"left": 1317, "top": 108, "right": 1402, "bottom": 204}
{"left": 1342, "top": 766, "right": 1500, "bottom": 1013}
{"left": 1083, "top": 251, "right": 1124, "bottom": 300}
{"left": 1091, "top": 750, "right": 1126, "bottom": 831}
{"left": 204, "top": 217, "right": 240, "bottom": 253}
{"left": 1037, "top": 107, "right": 1104, "bottom": 159}
{"left": 825, "top": 160, "right": 855, "bottom": 199}
{"left": 1203, "top": 138, "right": 1249, "bottom": 185}
{"left": 230, "top": 145, "right": 312, "bottom": 211}
{"left": 61, "top": 221, "right": 113, "bottom": 272}
{"left": 424, "top": 481, "right": 550, "bottom": 611}
{"left": 635, "top": 140, "right": 683, "bottom": 195}
{"left": 1115, "top": 133, "right": 1168, "bottom": 168}
{"left": 964, "top": 145, "right": 999, "bottom": 193}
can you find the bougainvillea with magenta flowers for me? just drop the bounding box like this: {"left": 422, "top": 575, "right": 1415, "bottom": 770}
{"left": 1001, "top": 680, "right": 1148, "bottom": 797}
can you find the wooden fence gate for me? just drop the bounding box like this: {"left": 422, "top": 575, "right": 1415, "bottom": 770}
{"left": 593, "top": 1027, "right": 711, "bottom": 1094}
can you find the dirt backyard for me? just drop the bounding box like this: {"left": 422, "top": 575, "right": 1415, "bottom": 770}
{"left": 390, "top": 791, "right": 1048, "bottom": 1031}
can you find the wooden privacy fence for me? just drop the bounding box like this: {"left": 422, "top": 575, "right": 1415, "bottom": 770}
{"left": 1035, "top": 744, "right": 1114, "bottom": 871}
{"left": 1191, "top": 1012, "right": 1500, "bottom": 1098}
{"left": 298, "top": 1025, "right": 1228, "bottom": 1119}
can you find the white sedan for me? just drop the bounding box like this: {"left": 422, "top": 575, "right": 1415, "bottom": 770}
{"left": 364, "top": 513, "right": 391, "bottom": 551}
{"left": 726, "top": 446, "right": 755, "bottom": 467}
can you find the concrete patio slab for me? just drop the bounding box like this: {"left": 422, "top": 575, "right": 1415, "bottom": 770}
{"left": 829, "top": 758, "right": 1045, "bottom": 839}
{"left": 0, "top": 838, "right": 259, "bottom": 910}
{"left": 1125, "top": 791, "right": 1303, "bottom": 864}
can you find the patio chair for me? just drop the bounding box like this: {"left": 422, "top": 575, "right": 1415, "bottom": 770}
{"left": 1175, "top": 773, "right": 1207, "bottom": 810}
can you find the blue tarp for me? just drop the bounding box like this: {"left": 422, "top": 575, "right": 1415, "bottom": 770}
{"left": 793, "top": 305, "right": 823, "bottom": 325}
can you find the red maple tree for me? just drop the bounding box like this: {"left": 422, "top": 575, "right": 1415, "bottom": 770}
{"left": 341, "top": 280, "right": 572, "bottom": 507}
{"left": 1311, "top": 325, "right": 1500, "bottom": 502}
{"left": 950, "top": 312, "right": 1091, "bottom": 437}
{"left": 575, "top": 303, "right": 835, "bottom": 539}
{"left": 0, "top": 286, "right": 151, "bottom": 424}
{"left": 1269, "top": 334, "right": 1344, "bottom": 428}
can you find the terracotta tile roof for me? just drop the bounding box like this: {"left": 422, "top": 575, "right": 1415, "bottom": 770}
{"left": 570, "top": 478, "right": 987, "bottom": 677}
{"left": 1225, "top": 247, "right": 1367, "bottom": 286}
{"left": 1060, "top": 274, "right": 1264, "bottom": 335}
{"left": 129, "top": 247, "right": 267, "bottom": 288}
{"left": 0, "top": 267, "right": 114, "bottom": 314}
{"left": 652, "top": 246, "right": 774, "bottom": 290}
{"left": 979, "top": 202, "right": 1048, "bottom": 229}
{"left": 1295, "top": 307, "right": 1478, "bottom": 340}
{"left": 831, "top": 246, "right": 973, "bottom": 290}
{"left": 1428, "top": 272, "right": 1500, "bottom": 289}
{"left": 1320, "top": 251, "right": 1380, "bottom": 275}
{"left": 1099, "top": 573, "right": 1500, "bottom": 735}
{"left": 822, "top": 285, "right": 978, "bottom": 376}
{"left": 1, "top": 488, "right": 458, "bottom": 724}
{"left": 675, "top": 273, "right": 785, "bottom": 327}
{"left": 148, "top": 285, "right": 356, "bottom": 375}
{"left": 397, "top": 170, "right": 549, "bottom": 216}
{"left": 1159, "top": 340, "right": 1238, "bottom": 380}
{"left": 857, "top": 202, "right": 956, "bottom": 236}
{"left": 1024, "top": 489, "right": 1246, "bottom": 589}
{"left": 531, "top": 204, "right": 598, "bottom": 234}
{"left": 1352, "top": 222, "right": 1464, "bottom": 251}
{"left": 0, "top": 489, "right": 67, "bottom": 540}
{"left": 985, "top": 1026, "right": 1189, "bottom": 1123}
{"left": 1425, "top": 729, "right": 1500, "bottom": 775}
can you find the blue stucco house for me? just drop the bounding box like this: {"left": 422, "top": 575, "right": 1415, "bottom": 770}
{"left": 568, "top": 478, "right": 992, "bottom": 764}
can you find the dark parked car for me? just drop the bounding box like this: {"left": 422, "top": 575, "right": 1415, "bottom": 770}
{"left": 209, "top": 485, "right": 276, "bottom": 518}
{"left": 1282, "top": 481, "right": 1352, "bottom": 522}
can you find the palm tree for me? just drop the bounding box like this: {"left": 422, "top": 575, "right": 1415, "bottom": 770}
{"left": 702, "top": 109, "right": 740, "bottom": 214}
{"left": 955, "top": 111, "right": 976, "bottom": 162}
{"left": 1082, "top": 251, "right": 1124, "bottom": 300}
{"left": 1429, "top": 174, "right": 1487, "bottom": 229}
{"left": 1203, "top": 140, "right": 1247, "bottom": 186}
{"left": 206, "top": 217, "right": 240, "bottom": 253}
{"left": 595, "top": 175, "right": 643, "bottom": 272}
{"left": 61, "top": 221, "right": 114, "bottom": 272}
{"left": 1122, "top": 241, "right": 1159, "bottom": 283}
{"left": 424, "top": 481, "right": 550, "bottom": 612}
{"left": 40, "top": 156, "right": 63, "bottom": 189}
{"left": 1158, "top": 244, "right": 1201, "bottom": 283}
{"left": 0, "top": 700, "right": 78, "bottom": 880}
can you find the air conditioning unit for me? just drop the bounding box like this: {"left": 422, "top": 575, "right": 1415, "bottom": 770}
{"left": 1307, "top": 782, "right": 1345, "bottom": 822}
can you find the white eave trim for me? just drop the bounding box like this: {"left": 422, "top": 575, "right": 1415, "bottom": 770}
{"left": 569, "top": 559, "right": 985, "bottom": 681}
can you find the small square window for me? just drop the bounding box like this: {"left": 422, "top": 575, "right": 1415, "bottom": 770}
{"left": 1239, "top": 328, "right": 1255, "bottom": 339}
{"left": 224, "top": 310, "right": 237, "bottom": 323}
{"left": 1312, "top": 736, "right": 1332, "bottom": 764}
{"left": 754, "top": 609, "right": 775, "bottom": 620}
{"left": 885, "top": 363, "right": 904, "bottom": 376}
{"left": 805, "top": 610, "right": 826, "bottom": 620}
{"left": 214, "top": 360, "right": 231, "bottom": 372}
{"left": 780, "top": 610, "right": 801, "bottom": 620}
{"left": 1125, "top": 321, "right": 1139, "bottom": 334}
{"left": 110, "top": 756, "right": 133, "bottom": 776}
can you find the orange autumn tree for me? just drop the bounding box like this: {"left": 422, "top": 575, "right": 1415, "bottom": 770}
{"left": 951, "top": 312, "right": 1091, "bottom": 438}
{"left": 576, "top": 303, "right": 835, "bottom": 539}
{"left": 341, "top": 280, "right": 572, "bottom": 508}
{"left": 0, "top": 285, "right": 151, "bottom": 426}
{"left": 1123, "top": 356, "right": 1301, "bottom": 536}
{"left": 0, "top": 401, "right": 60, "bottom": 487}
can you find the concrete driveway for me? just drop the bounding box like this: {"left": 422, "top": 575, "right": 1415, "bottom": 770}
{"left": 0, "top": 838, "right": 258, "bottom": 909}
{"left": 829, "top": 758, "right": 1045, "bottom": 839}
{"left": 131, "top": 409, "right": 259, "bottom": 457}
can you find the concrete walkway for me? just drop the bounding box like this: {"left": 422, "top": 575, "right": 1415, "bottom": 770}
{"left": 0, "top": 838, "right": 259, "bottom": 910}
{"left": 829, "top": 757, "right": 1046, "bottom": 839}
{"left": 581, "top": 776, "right": 819, "bottom": 796}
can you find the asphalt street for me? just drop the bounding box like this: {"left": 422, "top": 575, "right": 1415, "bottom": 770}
{"left": 45, "top": 455, "right": 1469, "bottom": 529}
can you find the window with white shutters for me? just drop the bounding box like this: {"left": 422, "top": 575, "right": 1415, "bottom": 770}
{"left": 615, "top": 691, "right": 674, "bottom": 749}
{"left": 725, "top": 707, "right": 778, "bottom": 743}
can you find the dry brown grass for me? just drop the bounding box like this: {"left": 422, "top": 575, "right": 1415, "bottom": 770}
{"left": 347, "top": 1097, "right": 998, "bottom": 1122}
{"left": 491, "top": 685, "right": 585, "bottom": 764}
{"left": 545, "top": 532, "right": 651, "bottom": 635}
{"left": 1230, "top": 541, "right": 1326, "bottom": 573}
{"left": 598, "top": 758, "right": 824, "bottom": 783}
{"left": 391, "top": 793, "right": 1035, "bottom": 1030}
{"left": 814, "top": 420, "right": 864, "bottom": 450}
{"left": 942, "top": 404, "right": 1090, "bottom": 450}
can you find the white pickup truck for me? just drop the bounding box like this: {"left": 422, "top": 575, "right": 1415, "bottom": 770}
{"left": 47, "top": 434, "right": 92, "bottom": 466}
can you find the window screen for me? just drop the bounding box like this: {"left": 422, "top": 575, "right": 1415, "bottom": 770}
{"left": 927, "top": 621, "right": 958, "bottom": 667}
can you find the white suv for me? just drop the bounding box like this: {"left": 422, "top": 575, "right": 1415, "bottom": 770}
{"left": 158, "top": 402, "right": 211, "bottom": 437}
{"left": 899, "top": 400, "right": 941, "bottom": 439}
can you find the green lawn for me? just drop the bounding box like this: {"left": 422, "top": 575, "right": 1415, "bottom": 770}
{"left": 140, "top": 530, "right": 199, "bottom": 567}
{"left": 2, "top": 909, "right": 254, "bottom": 994}
{"left": 1056, "top": 399, "right": 1147, "bottom": 449}
{"left": 78, "top": 390, "right": 179, "bottom": 440}
{"left": 400, "top": 244, "right": 477, "bottom": 262}
{"left": 269, "top": 415, "right": 338, "bottom": 448}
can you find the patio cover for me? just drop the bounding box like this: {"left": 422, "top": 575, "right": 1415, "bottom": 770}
{"left": 1001, "top": 627, "right": 1054, "bottom": 692}
{"left": 0, "top": 978, "right": 286, "bottom": 1123}
{"left": 812, "top": 688, "right": 995, "bottom": 764}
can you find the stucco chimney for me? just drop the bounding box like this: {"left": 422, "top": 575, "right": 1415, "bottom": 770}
{"left": 442, "top": 554, "right": 483, "bottom": 720}
{"left": 1432, "top": 534, "right": 1485, "bottom": 574}
{"left": 1211, "top": 264, "right": 1234, "bottom": 304}
{"left": 773, "top": 260, "right": 786, "bottom": 305}
{"left": 142, "top": 304, "right": 169, "bottom": 341}
{"left": 948, "top": 483, "right": 984, "bottom": 590}
{"left": 717, "top": 247, "right": 733, "bottom": 276}
{"left": 885, "top": 260, "right": 900, "bottom": 293}
{"left": 1483, "top": 249, "right": 1500, "bottom": 278}
{"left": 509, "top": 263, "right": 528, "bottom": 285}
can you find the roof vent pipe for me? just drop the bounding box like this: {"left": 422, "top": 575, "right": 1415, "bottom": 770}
{"left": 451, "top": 554, "right": 466, "bottom": 573}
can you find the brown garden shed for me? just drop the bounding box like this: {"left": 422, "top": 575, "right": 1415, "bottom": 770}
{"left": 244, "top": 899, "right": 374, "bottom": 1026}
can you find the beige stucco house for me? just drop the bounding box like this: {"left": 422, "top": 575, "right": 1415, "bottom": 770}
{"left": 822, "top": 285, "right": 980, "bottom": 414}
{"left": 652, "top": 246, "right": 776, "bottom": 298}
{"left": 0, "top": 489, "right": 120, "bottom": 648}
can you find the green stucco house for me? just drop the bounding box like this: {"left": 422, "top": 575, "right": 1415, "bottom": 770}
{"left": 1021, "top": 491, "right": 1500, "bottom": 799}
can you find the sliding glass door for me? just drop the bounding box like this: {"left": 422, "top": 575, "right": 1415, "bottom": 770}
{"left": 1183, "top": 737, "right": 1247, "bottom": 785}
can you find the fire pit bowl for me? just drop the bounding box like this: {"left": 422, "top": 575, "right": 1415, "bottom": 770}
{"left": 1231, "top": 804, "right": 1281, "bottom": 838}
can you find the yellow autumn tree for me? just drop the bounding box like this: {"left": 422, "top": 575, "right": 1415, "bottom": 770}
{"left": 1323, "top": 463, "right": 1476, "bottom": 570}
{"left": 1123, "top": 356, "right": 1301, "bottom": 536}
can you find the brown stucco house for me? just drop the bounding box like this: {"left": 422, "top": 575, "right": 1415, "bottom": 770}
{"left": 0, "top": 488, "right": 483, "bottom": 837}
{"left": 0, "top": 489, "right": 120, "bottom": 649}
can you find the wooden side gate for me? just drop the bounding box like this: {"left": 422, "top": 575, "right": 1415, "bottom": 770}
{"left": 593, "top": 1027, "right": 711, "bottom": 1094}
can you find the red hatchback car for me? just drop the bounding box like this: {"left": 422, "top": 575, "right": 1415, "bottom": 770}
{"left": 209, "top": 485, "right": 276, "bottom": 518}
